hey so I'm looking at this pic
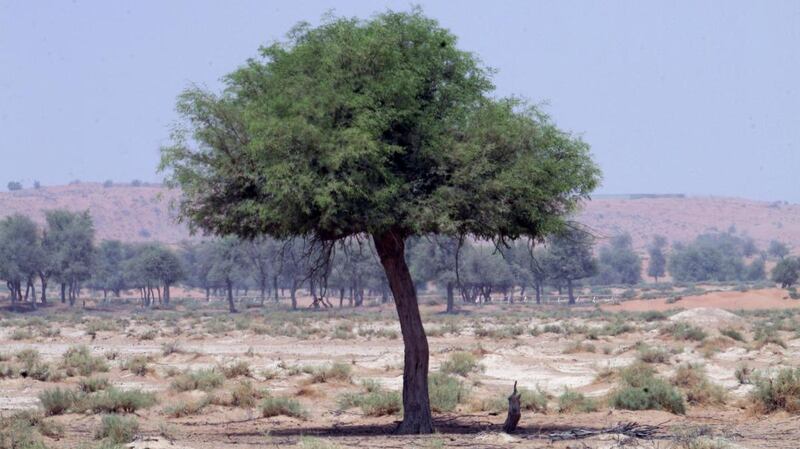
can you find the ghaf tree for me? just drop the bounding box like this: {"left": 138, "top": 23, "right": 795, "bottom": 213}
{"left": 161, "top": 10, "right": 599, "bottom": 434}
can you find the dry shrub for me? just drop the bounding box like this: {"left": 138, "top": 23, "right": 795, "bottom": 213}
{"left": 671, "top": 364, "right": 726, "bottom": 406}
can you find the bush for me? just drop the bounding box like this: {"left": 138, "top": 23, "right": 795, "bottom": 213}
{"left": 519, "top": 387, "right": 549, "bottom": 413}
{"left": 0, "top": 411, "right": 48, "bottom": 449}
{"left": 260, "top": 395, "right": 307, "bottom": 419}
{"left": 719, "top": 327, "right": 745, "bottom": 342}
{"left": 640, "top": 311, "right": 668, "bottom": 322}
{"left": 121, "top": 356, "right": 150, "bottom": 376}
{"left": 79, "top": 376, "right": 110, "bottom": 393}
{"left": 337, "top": 380, "right": 401, "bottom": 416}
{"left": 429, "top": 372, "right": 469, "bottom": 412}
{"left": 309, "top": 362, "right": 352, "bottom": 383}
{"left": 440, "top": 352, "right": 483, "bottom": 377}
{"left": 637, "top": 345, "right": 670, "bottom": 364}
{"left": 61, "top": 345, "right": 109, "bottom": 376}
{"left": 610, "top": 363, "right": 685, "bottom": 414}
{"left": 81, "top": 388, "right": 157, "bottom": 413}
{"left": 161, "top": 341, "right": 183, "bottom": 356}
{"left": 735, "top": 365, "right": 752, "bottom": 385}
{"left": 222, "top": 360, "right": 252, "bottom": 379}
{"left": 39, "top": 387, "right": 76, "bottom": 416}
{"left": 96, "top": 414, "right": 138, "bottom": 444}
{"left": 171, "top": 369, "right": 225, "bottom": 392}
{"left": 230, "top": 380, "right": 259, "bottom": 407}
{"left": 753, "top": 325, "right": 786, "bottom": 349}
{"left": 749, "top": 368, "right": 800, "bottom": 413}
{"left": 671, "top": 364, "right": 726, "bottom": 406}
{"left": 663, "top": 322, "right": 707, "bottom": 342}
{"left": 563, "top": 340, "right": 596, "bottom": 354}
{"left": 164, "top": 395, "right": 211, "bottom": 417}
{"left": 557, "top": 389, "right": 597, "bottom": 413}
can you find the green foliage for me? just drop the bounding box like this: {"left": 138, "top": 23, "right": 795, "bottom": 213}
{"left": 309, "top": 362, "right": 352, "bottom": 383}
{"left": 259, "top": 395, "right": 307, "bottom": 419}
{"left": 663, "top": 322, "right": 707, "bottom": 341}
{"left": 164, "top": 395, "right": 211, "bottom": 418}
{"left": 671, "top": 363, "right": 727, "bottom": 406}
{"left": 96, "top": 414, "right": 138, "bottom": 444}
{"left": 610, "top": 363, "right": 685, "bottom": 414}
{"left": 749, "top": 368, "right": 800, "bottom": 413}
{"left": 637, "top": 344, "right": 670, "bottom": 364}
{"left": 518, "top": 387, "right": 549, "bottom": 412}
{"left": 221, "top": 360, "right": 252, "bottom": 378}
{"left": 772, "top": 257, "right": 800, "bottom": 288}
{"left": 768, "top": 240, "right": 790, "bottom": 260}
{"left": 79, "top": 376, "right": 111, "bottom": 393}
{"left": 428, "top": 372, "right": 469, "bottom": 412}
{"left": 556, "top": 389, "right": 597, "bottom": 413}
{"left": 81, "top": 388, "right": 157, "bottom": 414}
{"left": 337, "top": 381, "right": 401, "bottom": 416}
{"left": 440, "top": 352, "right": 483, "bottom": 377}
{"left": 647, "top": 235, "right": 668, "bottom": 281}
{"left": 161, "top": 10, "right": 599, "bottom": 244}
{"left": 171, "top": 369, "right": 225, "bottom": 392}
{"left": 0, "top": 411, "right": 49, "bottom": 449}
{"left": 121, "top": 356, "right": 150, "bottom": 376}
{"left": 595, "top": 234, "right": 642, "bottom": 285}
{"left": 39, "top": 387, "right": 77, "bottom": 416}
{"left": 61, "top": 345, "right": 109, "bottom": 376}
{"left": 541, "top": 228, "right": 597, "bottom": 298}
{"left": 720, "top": 327, "right": 745, "bottom": 342}
{"left": 668, "top": 231, "right": 751, "bottom": 282}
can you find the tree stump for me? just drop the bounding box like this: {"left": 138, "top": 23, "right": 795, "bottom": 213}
{"left": 502, "top": 381, "right": 522, "bottom": 433}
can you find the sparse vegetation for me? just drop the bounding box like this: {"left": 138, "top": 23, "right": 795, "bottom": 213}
{"left": 260, "top": 395, "right": 307, "bottom": 419}
{"left": 610, "top": 363, "right": 686, "bottom": 414}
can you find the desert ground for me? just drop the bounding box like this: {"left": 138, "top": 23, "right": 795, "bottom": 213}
{"left": 3, "top": 287, "right": 800, "bottom": 449}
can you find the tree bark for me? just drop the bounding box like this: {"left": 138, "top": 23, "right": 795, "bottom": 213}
{"left": 40, "top": 276, "right": 47, "bottom": 305}
{"left": 373, "top": 229, "right": 433, "bottom": 434}
{"left": 290, "top": 280, "right": 298, "bottom": 310}
{"left": 445, "top": 281, "right": 455, "bottom": 314}
{"left": 567, "top": 279, "right": 575, "bottom": 305}
{"left": 226, "top": 279, "right": 237, "bottom": 313}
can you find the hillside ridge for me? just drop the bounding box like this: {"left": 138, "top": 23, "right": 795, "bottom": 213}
{"left": 0, "top": 184, "right": 798, "bottom": 250}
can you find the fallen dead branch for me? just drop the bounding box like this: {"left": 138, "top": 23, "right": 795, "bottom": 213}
{"left": 547, "top": 422, "right": 660, "bottom": 441}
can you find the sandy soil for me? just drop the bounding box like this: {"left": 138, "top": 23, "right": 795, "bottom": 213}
{"left": 602, "top": 288, "right": 800, "bottom": 312}
{"left": 2, "top": 291, "right": 800, "bottom": 448}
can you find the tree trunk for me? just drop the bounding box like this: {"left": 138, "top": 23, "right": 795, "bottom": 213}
{"left": 164, "top": 284, "right": 170, "bottom": 305}
{"left": 535, "top": 283, "right": 541, "bottom": 304}
{"left": 273, "top": 276, "right": 279, "bottom": 302}
{"left": 373, "top": 229, "right": 433, "bottom": 434}
{"left": 40, "top": 276, "right": 47, "bottom": 305}
{"left": 226, "top": 280, "right": 237, "bottom": 313}
{"left": 60, "top": 283, "right": 66, "bottom": 303}
{"left": 567, "top": 279, "right": 575, "bottom": 305}
{"left": 290, "top": 281, "right": 298, "bottom": 310}
{"left": 445, "top": 281, "right": 455, "bottom": 314}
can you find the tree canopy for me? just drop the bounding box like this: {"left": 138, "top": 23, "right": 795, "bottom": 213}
{"left": 160, "top": 10, "right": 599, "bottom": 434}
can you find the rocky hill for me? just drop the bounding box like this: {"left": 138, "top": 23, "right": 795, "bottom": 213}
{"left": 0, "top": 184, "right": 798, "bottom": 251}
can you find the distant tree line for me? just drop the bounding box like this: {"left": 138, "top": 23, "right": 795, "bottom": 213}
{"left": 0, "top": 211, "right": 794, "bottom": 311}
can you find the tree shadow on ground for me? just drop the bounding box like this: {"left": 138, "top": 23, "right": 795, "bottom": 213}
{"left": 260, "top": 418, "right": 600, "bottom": 439}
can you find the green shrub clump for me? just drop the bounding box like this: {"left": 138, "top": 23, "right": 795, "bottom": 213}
{"left": 610, "top": 363, "right": 686, "bottom": 414}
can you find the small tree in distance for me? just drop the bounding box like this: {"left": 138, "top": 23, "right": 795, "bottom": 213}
{"left": 647, "top": 235, "right": 668, "bottom": 282}
{"left": 768, "top": 240, "right": 790, "bottom": 260}
{"left": 7, "top": 181, "right": 22, "bottom": 191}
{"left": 160, "top": 10, "right": 599, "bottom": 433}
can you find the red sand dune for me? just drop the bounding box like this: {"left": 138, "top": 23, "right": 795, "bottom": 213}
{"left": 601, "top": 288, "right": 800, "bottom": 312}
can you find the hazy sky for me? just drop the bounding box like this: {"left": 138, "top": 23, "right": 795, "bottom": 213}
{"left": 1, "top": 1, "right": 798, "bottom": 201}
